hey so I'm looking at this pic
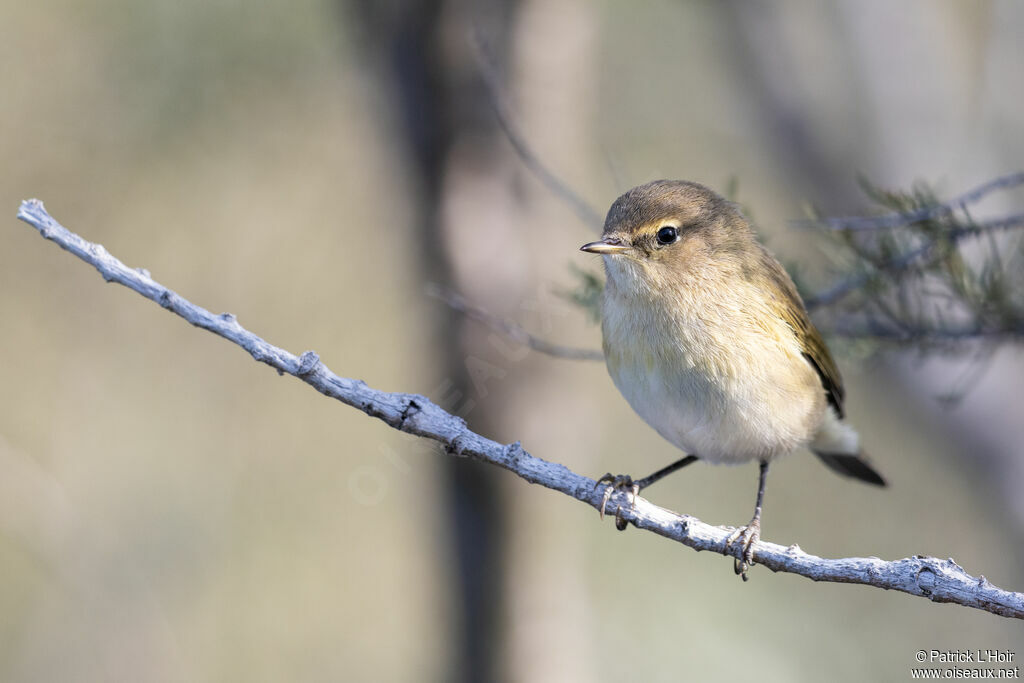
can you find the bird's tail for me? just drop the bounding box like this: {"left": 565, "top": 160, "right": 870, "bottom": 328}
{"left": 810, "top": 409, "right": 887, "bottom": 487}
{"left": 813, "top": 451, "right": 886, "bottom": 486}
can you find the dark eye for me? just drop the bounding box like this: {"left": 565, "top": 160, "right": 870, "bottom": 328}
{"left": 656, "top": 226, "right": 678, "bottom": 245}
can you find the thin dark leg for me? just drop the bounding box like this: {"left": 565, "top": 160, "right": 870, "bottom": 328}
{"left": 634, "top": 454, "right": 700, "bottom": 490}
{"left": 751, "top": 459, "right": 769, "bottom": 522}
{"left": 726, "top": 459, "right": 770, "bottom": 580}
{"left": 595, "top": 454, "right": 700, "bottom": 528}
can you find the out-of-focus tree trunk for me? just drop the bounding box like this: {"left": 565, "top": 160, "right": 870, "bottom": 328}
{"left": 346, "top": 2, "right": 519, "bottom": 681}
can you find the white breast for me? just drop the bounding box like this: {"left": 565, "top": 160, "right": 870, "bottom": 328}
{"left": 601, "top": 274, "right": 823, "bottom": 464}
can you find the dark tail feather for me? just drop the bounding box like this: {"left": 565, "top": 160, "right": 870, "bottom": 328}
{"left": 813, "top": 451, "right": 887, "bottom": 487}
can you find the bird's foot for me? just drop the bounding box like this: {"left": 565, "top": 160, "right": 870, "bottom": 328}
{"left": 724, "top": 517, "right": 761, "bottom": 581}
{"left": 594, "top": 473, "right": 641, "bottom": 531}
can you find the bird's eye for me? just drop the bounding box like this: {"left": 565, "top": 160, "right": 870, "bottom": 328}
{"left": 656, "top": 226, "right": 679, "bottom": 245}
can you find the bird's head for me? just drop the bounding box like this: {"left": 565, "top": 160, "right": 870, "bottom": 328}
{"left": 581, "top": 180, "right": 756, "bottom": 296}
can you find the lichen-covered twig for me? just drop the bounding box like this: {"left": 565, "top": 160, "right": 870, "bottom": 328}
{"left": 16, "top": 198, "right": 1024, "bottom": 620}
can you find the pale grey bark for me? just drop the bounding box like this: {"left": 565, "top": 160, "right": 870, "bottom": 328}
{"left": 17, "top": 198, "right": 1024, "bottom": 621}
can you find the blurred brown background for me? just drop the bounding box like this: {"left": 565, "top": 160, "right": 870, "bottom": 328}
{"left": 2, "top": 1, "right": 1022, "bottom": 681}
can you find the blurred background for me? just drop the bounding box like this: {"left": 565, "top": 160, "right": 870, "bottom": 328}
{"left": 2, "top": 0, "right": 1022, "bottom": 681}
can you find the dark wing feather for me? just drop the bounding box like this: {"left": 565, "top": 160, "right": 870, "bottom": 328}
{"left": 757, "top": 249, "right": 845, "bottom": 418}
{"left": 750, "top": 248, "right": 886, "bottom": 486}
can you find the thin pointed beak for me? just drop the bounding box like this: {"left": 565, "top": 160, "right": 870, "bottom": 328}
{"left": 580, "top": 238, "right": 630, "bottom": 255}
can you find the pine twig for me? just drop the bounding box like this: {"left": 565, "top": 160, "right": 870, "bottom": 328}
{"left": 804, "top": 213, "right": 1024, "bottom": 311}
{"left": 803, "top": 172, "right": 1024, "bottom": 231}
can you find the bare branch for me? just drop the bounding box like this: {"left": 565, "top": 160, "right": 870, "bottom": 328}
{"left": 16, "top": 199, "right": 1024, "bottom": 620}
{"left": 801, "top": 171, "right": 1024, "bottom": 231}
{"left": 425, "top": 284, "right": 603, "bottom": 361}
{"left": 470, "top": 30, "right": 604, "bottom": 230}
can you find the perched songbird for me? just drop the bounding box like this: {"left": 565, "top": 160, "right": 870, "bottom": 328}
{"left": 581, "top": 180, "right": 885, "bottom": 579}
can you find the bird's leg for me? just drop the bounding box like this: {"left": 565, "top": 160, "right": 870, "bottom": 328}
{"left": 595, "top": 454, "right": 699, "bottom": 529}
{"left": 725, "top": 460, "right": 769, "bottom": 581}
{"left": 634, "top": 454, "right": 700, "bottom": 490}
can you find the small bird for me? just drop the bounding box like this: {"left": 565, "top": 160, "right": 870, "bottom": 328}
{"left": 581, "top": 180, "right": 885, "bottom": 579}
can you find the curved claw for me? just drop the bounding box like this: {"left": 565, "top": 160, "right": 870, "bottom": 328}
{"left": 614, "top": 506, "right": 629, "bottom": 531}
{"left": 724, "top": 519, "right": 761, "bottom": 581}
{"left": 594, "top": 473, "right": 640, "bottom": 525}
{"left": 600, "top": 482, "right": 616, "bottom": 520}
